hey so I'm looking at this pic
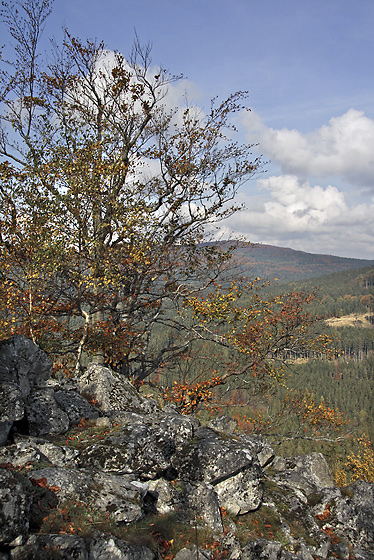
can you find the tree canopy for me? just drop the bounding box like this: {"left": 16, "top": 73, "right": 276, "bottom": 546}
{"left": 0, "top": 0, "right": 333, "bottom": 403}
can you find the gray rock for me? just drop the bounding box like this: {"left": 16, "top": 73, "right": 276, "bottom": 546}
{"left": 0, "top": 420, "right": 14, "bottom": 446}
{"left": 88, "top": 534, "right": 156, "bottom": 560}
{"left": 242, "top": 538, "right": 302, "bottom": 559}
{"left": 239, "top": 434, "right": 275, "bottom": 467}
{"left": 10, "top": 534, "right": 88, "bottom": 559}
{"left": 54, "top": 390, "right": 101, "bottom": 424}
{"left": 174, "top": 548, "right": 211, "bottom": 560}
{"left": 208, "top": 415, "right": 238, "bottom": 434}
{"left": 271, "top": 453, "right": 334, "bottom": 492}
{"left": 31, "top": 439, "right": 80, "bottom": 467}
{"left": 0, "top": 382, "right": 24, "bottom": 423}
{"left": 0, "top": 440, "right": 52, "bottom": 467}
{"left": 25, "top": 388, "right": 70, "bottom": 436}
{"left": 79, "top": 364, "right": 157, "bottom": 415}
{"left": 0, "top": 335, "right": 52, "bottom": 444}
{"left": 172, "top": 427, "right": 264, "bottom": 513}
{"left": 27, "top": 466, "right": 93, "bottom": 501}
{"left": 334, "top": 481, "right": 374, "bottom": 552}
{"left": 215, "top": 466, "right": 263, "bottom": 515}
{"left": 0, "top": 469, "right": 32, "bottom": 545}
{"left": 185, "top": 482, "right": 223, "bottom": 532}
{"left": 148, "top": 478, "right": 181, "bottom": 515}
{"left": 26, "top": 466, "right": 150, "bottom": 524}
{"left": 0, "top": 336, "right": 52, "bottom": 396}
{"left": 92, "top": 472, "right": 150, "bottom": 523}
{"left": 79, "top": 411, "right": 196, "bottom": 478}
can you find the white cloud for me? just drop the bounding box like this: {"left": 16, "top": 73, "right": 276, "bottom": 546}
{"left": 220, "top": 175, "right": 374, "bottom": 260}
{"left": 258, "top": 175, "right": 347, "bottom": 230}
{"left": 242, "top": 108, "right": 374, "bottom": 189}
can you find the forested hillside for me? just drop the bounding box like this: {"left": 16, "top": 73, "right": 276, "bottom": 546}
{"left": 229, "top": 242, "right": 374, "bottom": 283}
{"left": 244, "top": 266, "right": 374, "bottom": 474}
{"left": 158, "top": 265, "right": 374, "bottom": 479}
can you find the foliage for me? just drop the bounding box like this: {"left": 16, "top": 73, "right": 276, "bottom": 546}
{"left": 0, "top": 0, "right": 335, "bottom": 414}
{"left": 163, "top": 376, "right": 223, "bottom": 414}
{"left": 242, "top": 388, "right": 348, "bottom": 446}
{"left": 0, "top": 0, "right": 261, "bottom": 377}
{"left": 334, "top": 434, "right": 374, "bottom": 486}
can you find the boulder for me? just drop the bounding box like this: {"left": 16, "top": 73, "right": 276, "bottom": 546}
{"left": 10, "top": 534, "right": 88, "bottom": 559}
{"left": 25, "top": 388, "right": 70, "bottom": 436}
{"left": 172, "top": 426, "right": 264, "bottom": 514}
{"left": 208, "top": 415, "right": 238, "bottom": 434}
{"left": 0, "top": 336, "right": 52, "bottom": 444}
{"left": 88, "top": 535, "right": 156, "bottom": 560}
{"left": 0, "top": 440, "right": 52, "bottom": 467}
{"left": 0, "top": 468, "right": 33, "bottom": 545}
{"left": 78, "top": 411, "right": 196, "bottom": 479}
{"left": 26, "top": 466, "right": 153, "bottom": 524}
{"left": 0, "top": 335, "right": 52, "bottom": 396}
{"left": 334, "top": 481, "right": 374, "bottom": 554}
{"left": 78, "top": 364, "right": 158, "bottom": 415}
{"left": 271, "top": 453, "right": 334, "bottom": 493}
{"left": 54, "top": 389, "right": 101, "bottom": 424}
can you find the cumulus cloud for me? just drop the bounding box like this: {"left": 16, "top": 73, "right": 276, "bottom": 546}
{"left": 220, "top": 175, "right": 374, "bottom": 259}
{"left": 242, "top": 108, "right": 374, "bottom": 189}
{"left": 257, "top": 175, "right": 347, "bottom": 230}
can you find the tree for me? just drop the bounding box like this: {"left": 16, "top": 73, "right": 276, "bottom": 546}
{"left": 0, "top": 0, "right": 334, "bottom": 407}
{"left": 161, "top": 282, "right": 335, "bottom": 413}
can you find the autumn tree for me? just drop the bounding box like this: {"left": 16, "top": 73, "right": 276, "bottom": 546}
{"left": 0, "top": 0, "right": 336, "bottom": 420}
{"left": 0, "top": 0, "right": 262, "bottom": 376}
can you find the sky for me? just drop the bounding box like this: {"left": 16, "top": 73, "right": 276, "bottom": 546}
{"left": 2, "top": 0, "right": 374, "bottom": 260}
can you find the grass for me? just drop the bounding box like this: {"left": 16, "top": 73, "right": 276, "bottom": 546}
{"left": 326, "top": 313, "right": 372, "bottom": 328}
{"left": 48, "top": 418, "right": 124, "bottom": 451}
{"left": 39, "top": 499, "right": 226, "bottom": 558}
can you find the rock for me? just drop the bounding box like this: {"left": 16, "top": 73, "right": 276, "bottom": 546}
{"left": 54, "top": 390, "right": 101, "bottom": 424}
{"left": 0, "top": 336, "right": 52, "bottom": 444}
{"left": 26, "top": 466, "right": 152, "bottom": 524}
{"left": 0, "top": 440, "right": 52, "bottom": 467}
{"left": 78, "top": 364, "right": 157, "bottom": 415}
{"left": 215, "top": 466, "right": 263, "bottom": 515}
{"left": 0, "top": 468, "right": 32, "bottom": 545}
{"left": 10, "top": 534, "right": 88, "bottom": 559}
{"left": 173, "top": 547, "right": 210, "bottom": 560}
{"left": 78, "top": 411, "right": 196, "bottom": 479}
{"left": 1, "top": 336, "right": 374, "bottom": 560}
{"left": 25, "top": 388, "right": 70, "bottom": 436}
{"left": 271, "top": 453, "right": 334, "bottom": 492}
{"left": 172, "top": 427, "right": 264, "bottom": 514}
{"left": 208, "top": 415, "right": 238, "bottom": 434}
{"left": 242, "top": 538, "right": 303, "bottom": 559}
{"left": 0, "top": 419, "right": 13, "bottom": 446}
{"left": 185, "top": 482, "right": 223, "bottom": 532}
{"left": 0, "top": 383, "right": 24, "bottom": 424}
{"left": 239, "top": 434, "right": 275, "bottom": 468}
{"left": 148, "top": 478, "right": 181, "bottom": 515}
{"left": 334, "top": 481, "right": 374, "bottom": 554}
{"left": 92, "top": 472, "right": 152, "bottom": 523}
{"left": 88, "top": 534, "right": 156, "bottom": 560}
{"left": 0, "top": 336, "right": 52, "bottom": 396}
{"left": 30, "top": 439, "right": 80, "bottom": 468}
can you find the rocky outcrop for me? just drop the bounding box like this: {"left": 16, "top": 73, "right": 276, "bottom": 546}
{"left": 0, "top": 336, "right": 373, "bottom": 560}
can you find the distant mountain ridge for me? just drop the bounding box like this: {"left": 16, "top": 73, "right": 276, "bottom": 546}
{"left": 228, "top": 242, "right": 374, "bottom": 283}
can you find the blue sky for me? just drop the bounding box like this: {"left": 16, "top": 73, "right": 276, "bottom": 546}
{"left": 3, "top": 0, "right": 374, "bottom": 259}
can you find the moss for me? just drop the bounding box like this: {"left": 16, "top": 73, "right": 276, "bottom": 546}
{"left": 231, "top": 505, "right": 283, "bottom": 546}
{"left": 307, "top": 492, "right": 324, "bottom": 507}
{"left": 50, "top": 421, "right": 123, "bottom": 451}
{"left": 340, "top": 486, "right": 354, "bottom": 499}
